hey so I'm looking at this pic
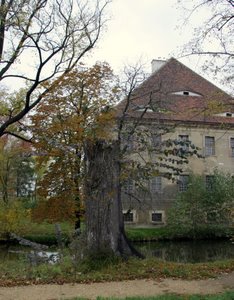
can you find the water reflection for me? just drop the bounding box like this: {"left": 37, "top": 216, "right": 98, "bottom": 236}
{"left": 134, "top": 240, "right": 234, "bottom": 263}
{"left": 0, "top": 244, "right": 59, "bottom": 264}
{"left": 0, "top": 240, "right": 233, "bottom": 264}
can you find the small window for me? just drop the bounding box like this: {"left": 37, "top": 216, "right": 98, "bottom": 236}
{"left": 179, "top": 134, "right": 189, "bottom": 152}
{"left": 230, "top": 138, "right": 234, "bottom": 157}
{"left": 151, "top": 211, "right": 165, "bottom": 223}
{"left": 123, "top": 211, "right": 134, "bottom": 222}
{"left": 151, "top": 133, "right": 161, "bottom": 148}
{"left": 123, "top": 210, "right": 136, "bottom": 223}
{"left": 150, "top": 176, "right": 162, "bottom": 193}
{"left": 226, "top": 113, "right": 232, "bottom": 117}
{"left": 170, "top": 91, "right": 202, "bottom": 97}
{"left": 205, "top": 136, "right": 215, "bottom": 156}
{"left": 123, "top": 179, "right": 134, "bottom": 194}
{"left": 178, "top": 175, "right": 189, "bottom": 192}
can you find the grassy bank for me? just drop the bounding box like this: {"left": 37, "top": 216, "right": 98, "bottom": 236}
{"left": 0, "top": 222, "right": 233, "bottom": 287}
{"left": 68, "top": 292, "right": 234, "bottom": 300}
{"left": 22, "top": 222, "right": 73, "bottom": 245}
{"left": 12, "top": 222, "right": 233, "bottom": 245}
{"left": 0, "top": 252, "right": 234, "bottom": 287}
{"left": 125, "top": 225, "right": 234, "bottom": 242}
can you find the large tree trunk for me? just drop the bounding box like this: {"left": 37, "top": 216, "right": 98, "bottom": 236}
{"left": 84, "top": 140, "right": 141, "bottom": 258}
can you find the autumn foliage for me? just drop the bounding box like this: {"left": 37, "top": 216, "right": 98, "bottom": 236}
{"left": 30, "top": 63, "right": 119, "bottom": 223}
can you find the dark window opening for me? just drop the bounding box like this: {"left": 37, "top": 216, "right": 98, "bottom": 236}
{"left": 123, "top": 211, "right": 134, "bottom": 222}
{"left": 183, "top": 91, "right": 189, "bottom": 95}
{"left": 152, "top": 212, "right": 162, "bottom": 222}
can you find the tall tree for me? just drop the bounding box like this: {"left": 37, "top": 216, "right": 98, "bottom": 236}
{"left": 31, "top": 62, "right": 119, "bottom": 227}
{"left": 0, "top": 0, "right": 110, "bottom": 139}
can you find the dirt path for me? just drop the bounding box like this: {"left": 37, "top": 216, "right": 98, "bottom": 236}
{"left": 0, "top": 272, "right": 233, "bottom": 300}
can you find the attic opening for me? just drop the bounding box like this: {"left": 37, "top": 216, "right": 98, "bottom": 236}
{"left": 215, "top": 112, "right": 234, "bottom": 118}
{"left": 170, "top": 91, "right": 202, "bottom": 97}
{"left": 134, "top": 104, "right": 154, "bottom": 112}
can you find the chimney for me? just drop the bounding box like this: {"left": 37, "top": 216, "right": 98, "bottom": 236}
{"left": 151, "top": 58, "right": 167, "bottom": 73}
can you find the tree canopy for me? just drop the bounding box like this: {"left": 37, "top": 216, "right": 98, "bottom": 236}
{"left": 30, "top": 62, "right": 119, "bottom": 224}
{"left": 0, "top": 0, "right": 110, "bottom": 139}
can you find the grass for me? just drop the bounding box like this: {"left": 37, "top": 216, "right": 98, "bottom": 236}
{"left": 125, "top": 227, "right": 173, "bottom": 241}
{"left": 0, "top": 221, "right": 230, "bottom": 245}
{"left": 22, "top": 222, "right": 73, "bottom": 245}
{"left": 125, "top": 226, "right": 234, "bottom": 242}
{"left": 0, "top": 251, "right": 233, "bottom": 286}
{"left": 67, "top": 291, "right": 234, "bottom": 300}
{"left": 0, "top": 221, "right": 233, "bottom": 287}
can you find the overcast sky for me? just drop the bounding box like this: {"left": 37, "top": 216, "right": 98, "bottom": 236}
{"left": 87, "top": 0, "right": 203, "bottom": 75}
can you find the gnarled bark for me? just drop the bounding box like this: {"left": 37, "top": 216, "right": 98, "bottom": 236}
{"left": 84, "top": 140, "right": 142, "bottom": 258}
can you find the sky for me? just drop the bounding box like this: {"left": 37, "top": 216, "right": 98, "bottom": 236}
{"left": 3, "top": 0, "right": 228, "bottom": 93}
{"left": 86, "top": 0, "right": 204, "bottom": 75}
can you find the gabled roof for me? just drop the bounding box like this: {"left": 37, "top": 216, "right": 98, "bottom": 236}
{"left": 116, "top": 58, "right": 234, "bottom": 126}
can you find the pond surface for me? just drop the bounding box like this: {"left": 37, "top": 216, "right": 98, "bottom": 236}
{"left": 0, "top": 244, "right": 59, "bottom": 263}
{"left": 0, "top": 240, "right": 233, "bottom": 264}
{"left": 134, "top": 239, "right": 234, "bottom": 263}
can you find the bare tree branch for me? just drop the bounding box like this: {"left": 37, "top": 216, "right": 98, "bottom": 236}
{"left": 0, "top": 0, "right": 110, "bottom": 138}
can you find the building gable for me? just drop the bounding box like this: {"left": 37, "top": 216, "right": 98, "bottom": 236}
{"left": 116, "top": 58, "right": 234, "bottom": 126}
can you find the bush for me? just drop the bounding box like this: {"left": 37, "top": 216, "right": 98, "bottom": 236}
{"left": 0, "top": 201, "right": 31, "bottom": 239}
{"left": 167, "top": 171, "right": 234, "bottom": 239}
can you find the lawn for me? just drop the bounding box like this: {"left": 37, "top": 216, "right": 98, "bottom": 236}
{"left": 67, "top": 291, "right": 234, "bottom": 300}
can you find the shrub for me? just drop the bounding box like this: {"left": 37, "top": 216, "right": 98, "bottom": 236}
{"left": 0, "top": 201, "right": 31, "bottom": 239}
{"left": 167, "top": 171, "right": 234, "bottom": 239}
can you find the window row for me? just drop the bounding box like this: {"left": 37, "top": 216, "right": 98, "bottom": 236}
{"left": 123, "top": 133, "right": 234, "bottom": 157}
{"left": 124, "top": 174, "right": 220, "bottom": 194}
{"left": 178, "top": 174, "right": 216, "bottom": 192}
{"left": 123, "top": 210, "right": 165, "bottom": 224}
{"left": 123, "top": 177, "right": 162, "bottom": 194}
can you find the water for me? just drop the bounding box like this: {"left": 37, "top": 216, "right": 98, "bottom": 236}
{"left": 0, "top": 244, "right": 59, "bottom": 264}
{"left": 0, "top": 240, "right": 233, "bottom": 264}
{"left": 134, "top": 239, "right": 234, "bottom": 263}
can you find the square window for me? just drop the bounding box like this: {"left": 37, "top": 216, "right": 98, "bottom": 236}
{"left": 123, "top": 210, "right": 136, "bottom": 223}
{"left": 152, "top": 212, "right": 162, "bottom": 222}
{"left": 123, "top": 212, "right": 134, "bottom": 222}
{"left": 205, "top": 136, "right": 215, "bottom": 156}
{"left": 151, "top": 210, "right": 165, "bottom": 223}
